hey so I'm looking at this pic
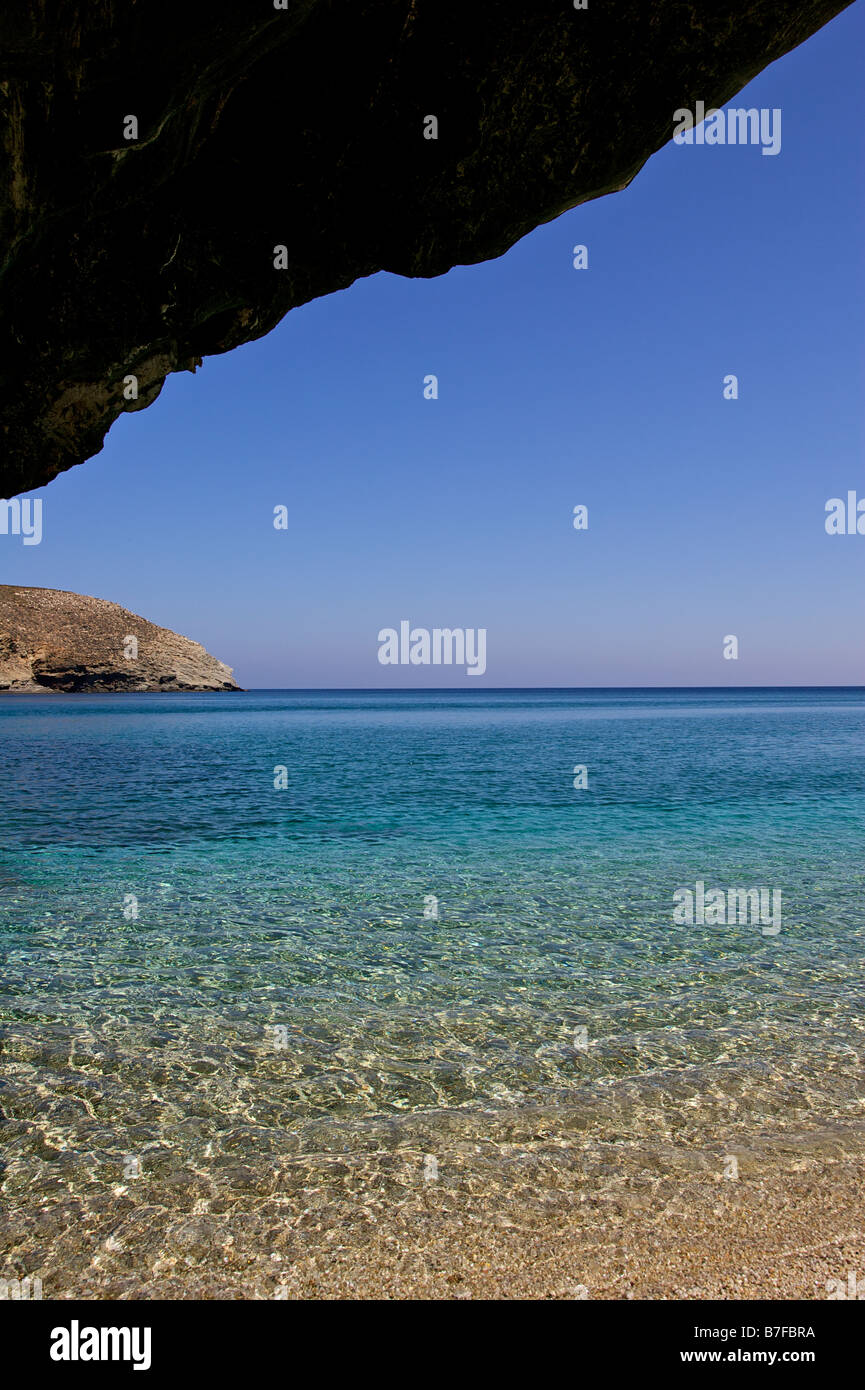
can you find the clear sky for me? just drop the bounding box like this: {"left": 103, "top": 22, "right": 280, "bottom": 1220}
{"left": 3, "top": 4, "right": 863, "bottom": 688}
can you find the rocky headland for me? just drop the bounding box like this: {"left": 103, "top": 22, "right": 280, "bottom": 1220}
{"left": 0, "top": 585, "right": 240, "bottom": 693}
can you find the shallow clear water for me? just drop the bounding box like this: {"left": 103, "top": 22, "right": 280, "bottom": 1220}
{"left": 1, "top": 688, "right": 864, "bottom": 1292}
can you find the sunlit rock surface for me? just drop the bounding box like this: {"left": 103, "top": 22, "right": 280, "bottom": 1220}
{"left": 0, "top": 586, "right": 240, "bottom": 692}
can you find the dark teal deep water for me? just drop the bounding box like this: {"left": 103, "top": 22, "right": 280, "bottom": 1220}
{"left": 1, "top": 689, "right": 864, "bottom": 1263}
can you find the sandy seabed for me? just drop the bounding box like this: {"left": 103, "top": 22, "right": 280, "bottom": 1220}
{"left": 3, "top": 1112, "right": 864, "bottom": 1301}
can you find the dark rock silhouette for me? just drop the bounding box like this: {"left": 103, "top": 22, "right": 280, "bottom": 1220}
{"left": 0, "top": 0, "right": 851, "bottom": 496}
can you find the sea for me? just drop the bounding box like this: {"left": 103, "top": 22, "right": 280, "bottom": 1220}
{"left": 1, "top": 687, "right": 863, "bottom": 1294}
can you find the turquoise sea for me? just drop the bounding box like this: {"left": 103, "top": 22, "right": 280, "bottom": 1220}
{"left": 1, "top": 688, "right": 864, "bottom": 1294}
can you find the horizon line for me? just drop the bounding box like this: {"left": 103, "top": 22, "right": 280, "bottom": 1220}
{"left": 235, "top": 684, "right": 865, "bottom": 692}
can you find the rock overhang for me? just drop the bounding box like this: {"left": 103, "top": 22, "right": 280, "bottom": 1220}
{"left": 0, "top": 0, "right": 852, "bottom": 498}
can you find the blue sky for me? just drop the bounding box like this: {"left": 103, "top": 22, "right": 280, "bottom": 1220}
{"left": 3, "top": 3, "right": 863, "bottom": 688}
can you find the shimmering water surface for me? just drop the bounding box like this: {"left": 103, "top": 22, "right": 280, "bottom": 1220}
{"left": 1, "top": 688, "right": 864, "bottom": 1293}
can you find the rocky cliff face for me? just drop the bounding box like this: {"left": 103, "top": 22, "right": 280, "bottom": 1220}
{"left": 0, "top": 1, "right": 851, "bottom": 498}
{"left": 0, "top": 587, "right": 240, "bottom": 693}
